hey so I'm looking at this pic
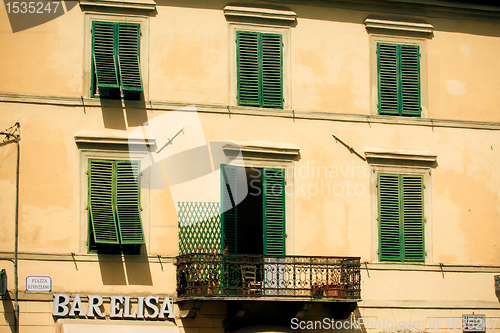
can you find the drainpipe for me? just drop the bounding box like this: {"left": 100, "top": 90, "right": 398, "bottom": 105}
{"left": 1, "top": 124, "right": 20, "bottom": 333}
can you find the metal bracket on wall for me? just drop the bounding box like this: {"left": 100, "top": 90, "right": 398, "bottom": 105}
{"left": 332, "top": 133, "right": 366, "bottom": 161}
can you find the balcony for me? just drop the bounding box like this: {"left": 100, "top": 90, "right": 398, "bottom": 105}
{"left": 175, "top": 253, "right": 361, "bottom": 301}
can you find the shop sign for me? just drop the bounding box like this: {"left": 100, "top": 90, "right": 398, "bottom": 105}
{"left": 52, "top": 294, "right": 174, "bottom": 319}
{"left": 26, "top": 276, "right": 52, "bottom": 292}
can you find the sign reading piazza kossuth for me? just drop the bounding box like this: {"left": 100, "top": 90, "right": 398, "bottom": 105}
{"left": 52, "top": 294, "right": 175, "bottom": 319}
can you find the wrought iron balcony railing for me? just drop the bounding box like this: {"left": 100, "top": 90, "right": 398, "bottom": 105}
{"left": 176, "top": 253, "right": 361, "bottom": 300}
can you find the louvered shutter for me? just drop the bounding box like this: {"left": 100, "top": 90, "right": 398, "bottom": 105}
{"left": 116, "top": 161, "right": 145, "bottom": 245}
{"left": 261, "top": 34, "right": 283, "bottom": 108}
{"left": 263, "top": 168, "right": 285, "bottom": 256}
{"left": 237, "top": 31, "right": 260, "bottom": 107}
{"left": 117, "top": 24, "right": 143, "bottom": 92}
{"left": 88, "top": 159, "right": 119, "bottom": 244}
{"left": 378, "top": 43, "right": 399, "bottom": 116}
{"left": 402, "top": 175, "right": 424, "bottom": 262}
{"left": 378, "top": 43, "right": 421, "bottom": 116}
{"left": 400, "top": 45, "right": 421, "bottom": 116}
{"left": 378, "top": 174, "right": 401, "bottom": 261}
{"left": 237, "top": 31, "right": 283, "bottom": 109}
{"left": 92, "top": 22, "right": 119, "bottom": 90}
{"left": 221, "top": 164, "right": 238, "bottom": 254}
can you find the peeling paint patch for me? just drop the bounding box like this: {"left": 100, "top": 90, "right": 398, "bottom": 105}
{"left": 445, "top": 80, "right": 466, "bottom": 96}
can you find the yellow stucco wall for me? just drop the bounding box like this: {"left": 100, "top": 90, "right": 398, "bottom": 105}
{"left": 1, "top": 3, "right": 500, "bottom": 120}
{"left": 1, "top": 0, "right": 500, "bottom": 332}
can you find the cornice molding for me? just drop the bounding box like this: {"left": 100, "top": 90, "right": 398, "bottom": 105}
{"left": 79, "top": 0, "right": 156, "bottom": 12}
{"left": 365, "top": 147, "right": 437, "bottom": 163}
{"left": 364, "top": 17, "right": 433, "bottom": 34}
{"left": 223, "top": 5, "right": 297, "bottom": 22}
{"left": 75, "top": 129, "right": 156, "bottom": 147}
{"left": 223, "top": 140, "right": 300, "bottom": 158}
{"left": 2, "top": 93, "right": 500, "bottom": 132}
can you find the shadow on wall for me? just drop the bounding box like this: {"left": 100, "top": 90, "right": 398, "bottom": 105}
{"left": 494, "top": 275, "right": 500, "bottom": 303}
{"left": 352, "top": 307, "right": 368, "bottom": 333}
{"left": 2, "top": 292, "right": 15, "bottom": 333}
{"left": 153, "top": 0, "right": 500, "bottom": 38}
{"left": 100, "top": 98, "right": 148, "bottom": 130}
{"left": 98, "top": 248, "right": 153, "bottom": 286}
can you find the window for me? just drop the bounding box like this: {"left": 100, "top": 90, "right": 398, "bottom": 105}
{"left": 88, "top": 159, "right": 145, "bottom": 253}
{"left": 378, "top": 173, "right": 424, "bottom": 262}
{"left": 221, "top": 165, "right": 285, "bottom": 255}
{"left": 176, "top": 141, "right": 298, "bottom": 257}
{"left": 365, "top": 16, "right": 432, "bottom": 118}
{"left": 237, "top": 31, "right": 283, "bottom": 109}
{"left": 377, "top": 43, "right": 420, "bottom": 116}
{"left": 225, "top": 5, "right": 295, "bottom": 110}
{"left": 91, "top": 21, "right": 143, "bottom": 99}
{"left": 366, "top": 147, "right": 436, "bottom": 263}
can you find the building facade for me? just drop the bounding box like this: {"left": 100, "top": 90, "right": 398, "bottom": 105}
{"left": 1, "top": 0, "right": 500, "bottom": 332}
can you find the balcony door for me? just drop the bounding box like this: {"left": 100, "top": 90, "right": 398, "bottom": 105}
{"left": 221, "top": 165, "right": 285, "bottom": 255}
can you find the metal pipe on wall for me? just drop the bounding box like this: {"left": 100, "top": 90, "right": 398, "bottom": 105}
{"left": 1, "top": 123, "right": 20, "bottom": 333}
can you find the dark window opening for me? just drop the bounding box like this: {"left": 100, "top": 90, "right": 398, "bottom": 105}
{"left": 237, "top": 167, "right": 264, "bottom": 255}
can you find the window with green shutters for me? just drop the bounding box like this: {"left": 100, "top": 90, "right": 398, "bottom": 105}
{"left": 221, "top": 165, "right": 285, "bottom": 255}
{"left": 237, "top": 31, "right": 283, "bottom": 109}
{"left": 378, "top": 173, "right": 424, "bottom": 262}
{"left": 88, "top": 159, "right": 145, "bottom": 253}
{"left": 377, "top": 43, "right": 421, "bottom": 116}
{"left": 91, "top": 21, "right": 143, "bottom": 99}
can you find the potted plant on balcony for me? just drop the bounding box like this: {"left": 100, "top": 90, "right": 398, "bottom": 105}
{"left": 312, "top": 282, "right": 346, "bottom": 297}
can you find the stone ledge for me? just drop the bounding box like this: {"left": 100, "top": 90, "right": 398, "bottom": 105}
{"left": 365, "top": 17, "right": 433, "bottom": 34}
{"left": 365, "top": 147, "right": 437, "bottom": 163}
{"left": 224, "top": 5, "right": 297, "bottom": 22}
{"left": 79, "top": 0, "right": 156, "bottom": 12}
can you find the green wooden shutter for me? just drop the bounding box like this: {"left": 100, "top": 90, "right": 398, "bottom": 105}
{"left": 261, "top": 33, "right": 283, "bottom": 108}
{"left": 237, "top": 31, "right": 260, "bottom": 107}
{"left": 92, "top": 22, "right": 119, "bottom": 89}
{"left": 117, "top": 23, "right": 143, "bottom": 92}
{"left": 400, "top": 45, "right": 421, "bottom": 116}
{"left": 221, "top": 164, "right": 238, "bottom": 254}
{"left": 116, "top": 161, "right": 145, "bottom": 245}
{"left": 88, "top": 159, "right": 119, "bottom": 244}
{"left": 237, "top": 31, "right": 283, "bottom": 109}
{"left": 378, "top": 174, "right": 401, "bottom": 261}
{"left": 402, "top": 175, "right": 424, "bottom": 262}
{"left": 378, "top": 43, "right": 421, "bottom": 116}
{"left": 379, "top": 174, "right": 425, "bottom": 263}
{"left": 263, "top": 168, "right": 285, "bottom": 256}
{"left": 378, "top": 43, "right": 399, "bottom": 116}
